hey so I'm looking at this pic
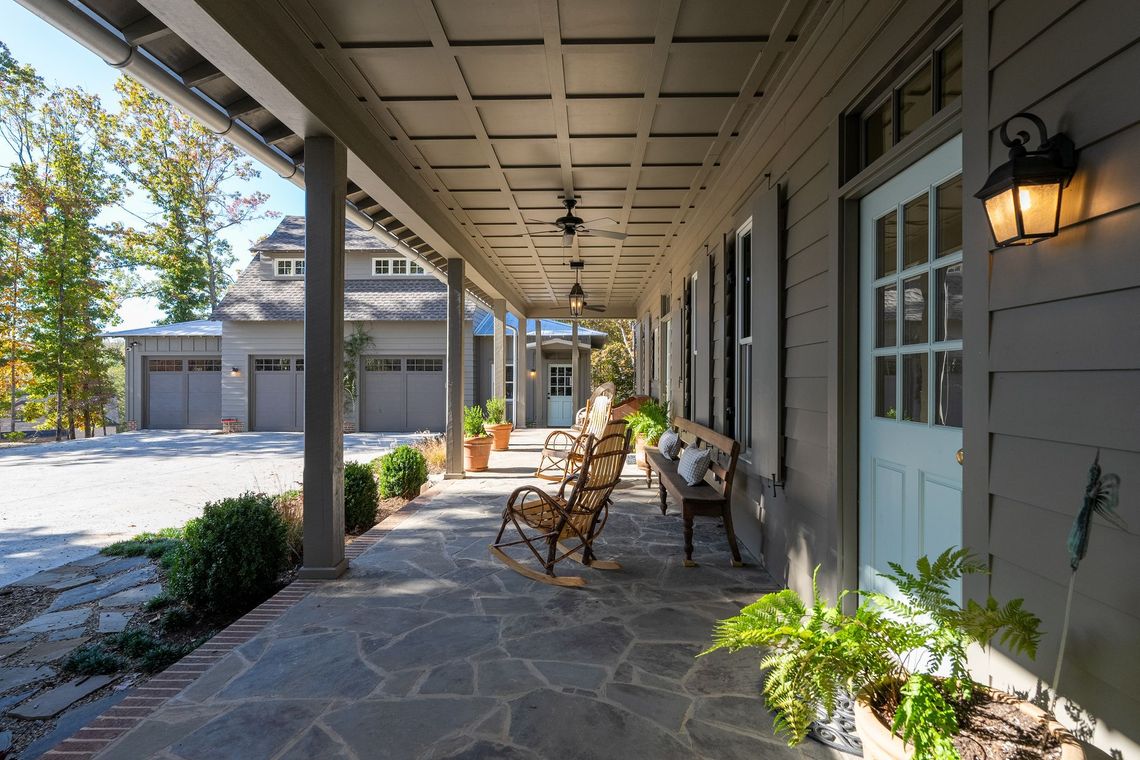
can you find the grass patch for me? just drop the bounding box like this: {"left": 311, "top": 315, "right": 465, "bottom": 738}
{"left": 143, "top": 592, "right": 174, "bottom": 612}
{"left": 159, "top": 607, "right": 194, "bottom": 631}
{"left": 102, "top": 527, "right": 185, "bottom": 560}
{"left": 63, "top": 645, "right": 126, "bottom": 675}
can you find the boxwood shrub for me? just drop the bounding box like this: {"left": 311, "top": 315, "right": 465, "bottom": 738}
{"left": 168, "top": 492, "right": 287, "bottom": 615}
{"left": 375, "top": 445, "right": 428, "bottom": 499}
{"left": 344, "top": 460, "right": 379, "bottom": 532}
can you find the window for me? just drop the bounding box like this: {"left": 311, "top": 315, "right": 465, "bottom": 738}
{"left": 859, "top": 31, "right": 962, "bottom": 169}
{"left": 373, "top": 257, "right": 425, "bottom": 276}
{"left": 188, "top": 359, "right": 221, "bottom": 372}
{"left": 295, "top": 358, "right": 304, "bottom": 372}
{"left": 735, "top": 221, "right": 753, "bottom": 450}
{"left": 148, "top": 359, "right": 182, "bottom": 372}
{"left": 364, "top": 357, "right": 401, "bottom": 372}
{"left": 276, "top": 259, "right": 305, "bottom": 277}
{"left": 255, "top": 358, "right": 291, "bottom": 372}
{"left": 406, "top": 358, "right": 443, "bottom": 372}
{"left": 690, "top": 272, "right": 699, "bottom": 357}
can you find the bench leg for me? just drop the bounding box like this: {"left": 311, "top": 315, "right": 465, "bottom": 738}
{"left": 722, "top": 504, "right": 744, "bottom": 568}
{"left": 683, "top": 511, "right": 696, "bottom": 567}
{"left": 645, "top": 467, "right": 652, "bottom": 489}
{"left": 658, "top": 481, "right": 668, "bottom": 515}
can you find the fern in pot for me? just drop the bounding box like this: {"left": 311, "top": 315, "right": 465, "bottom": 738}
{"left": 623, "top": 398, "right": 669, "bottom": 470}
{"left": 703, "top": 548, "right": 1081, "bottom": 760}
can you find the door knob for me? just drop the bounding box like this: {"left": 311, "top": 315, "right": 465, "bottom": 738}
{"left": 955, "top": 448, "right": 964, "bottom": 466}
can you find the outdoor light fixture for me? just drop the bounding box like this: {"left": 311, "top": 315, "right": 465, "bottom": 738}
{"left": 568, "top": 282, "right": 586, "bottom": 317}
{"left": 975, "top": 112, "right": 1076, "bottom": 247}
{"left": 529, "top": 368, "right": 537, "bottom": 379}
{"left": 230, "top": 366, "right": 241, "bottom": 376}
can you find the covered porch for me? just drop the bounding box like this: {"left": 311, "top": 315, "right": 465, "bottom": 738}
{"left": 89, "top": 430, "right": 828, "bottom": 760}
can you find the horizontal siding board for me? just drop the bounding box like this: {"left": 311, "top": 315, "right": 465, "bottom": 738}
{"left": 1056, "top": 122, "right": 1140, "bottom": 228}
{"left": 784, "top": 343, "right": 827, "bottom": 379}
{"left": 990, "top": 288, "right": 1140, "bottom": 371}
{"left": 989, "top": 370, "right": 1140, "bottom": 451}
{"left": 785, "top": 407, "right": 827, "bottom": 448}
{"left": 785, "top": 204, "right": 828, "bottom": 256}
{"left": 785, "top": 272, "right": 828, "bottom": 317}
{"left": 785, "top": 163, "right": 830, "bottom": 228}
{"left": 989, "top": 203, "right": 1140, "bottom": 310}
{"left": 783, "top": 463, "right": 829, "bottom": 517}
{"left": 989, "top": 0, "right": 1079, "bottom": 68}
{"left": 785, "top": 306, "right": 828, "bottom": 348}
{"left": 785, "top": 377, "right": 828, "bottom": 413}
{"left": 785, "top": 237, "right": 828, "bottom": 286}
{"left": 988, "top": 0, "right": 1140, "bottom": 128}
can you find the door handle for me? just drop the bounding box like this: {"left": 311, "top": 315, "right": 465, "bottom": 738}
{"left": 955, "top": 448, "right": 964, "bottom": 466}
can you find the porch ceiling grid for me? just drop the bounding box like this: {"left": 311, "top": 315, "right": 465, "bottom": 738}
{"left": 600, "top": 0, "right": 683, "bottom": 306}
{"left": 411, "top": 0, "right": 559, "bottom": 305}
{"left": 282, "top": 0, "right": 534, "bottom": 306}
{"left": 632, "top": 0, "right": 809, "bottom": 296}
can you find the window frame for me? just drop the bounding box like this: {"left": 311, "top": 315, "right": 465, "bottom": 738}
{"left": 275, "top": 258, "right": 305, "bottom": 277}
{"left": 735, "top": 219, "right": 754, "bottom": 453}
{"left": 372, "top": 257, "right": 426, "bottom": 276}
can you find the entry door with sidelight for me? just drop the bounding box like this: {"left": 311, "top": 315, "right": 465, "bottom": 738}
{"left": 859, "top": 135, "right": 964, "bottom": 598}
{"left": 547, "top": 364, "right": 574, "bottom": 427}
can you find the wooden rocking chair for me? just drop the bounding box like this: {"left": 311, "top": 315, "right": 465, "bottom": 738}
{"left": 571, "top": 382, "right": 616, "bottom": 432}
{"left": 535, "top": 393, "right": 613, "bottom": 481}
{"left": 491, "top": 421, "right": 632, "bottom": 587}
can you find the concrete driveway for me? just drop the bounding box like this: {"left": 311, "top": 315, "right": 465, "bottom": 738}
{"left": 0, "top": 430, "right": 426, "bottom": 587}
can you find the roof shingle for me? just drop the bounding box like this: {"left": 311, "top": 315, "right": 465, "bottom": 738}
{"left": 251, "top": 215, "right": 397, "bottom": 252}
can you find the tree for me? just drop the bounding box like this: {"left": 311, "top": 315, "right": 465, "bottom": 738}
{"left": 103, "top": 76, "right": 275, "bottom": 322}
{"left": 580, "top": 319, "right": 636, "bottom": 400}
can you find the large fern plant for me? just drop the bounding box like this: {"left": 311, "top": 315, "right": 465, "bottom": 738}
{"left": 702, "top": 548, "right": 1041, "bottom": 760}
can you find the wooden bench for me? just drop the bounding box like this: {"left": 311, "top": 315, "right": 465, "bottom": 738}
{"left": 645, "top": 417, "right": 742, "bottom": 567}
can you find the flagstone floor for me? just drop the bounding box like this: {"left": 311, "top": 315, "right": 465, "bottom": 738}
{"left": 94, "top": 431, "right": 847, "bottom": 760}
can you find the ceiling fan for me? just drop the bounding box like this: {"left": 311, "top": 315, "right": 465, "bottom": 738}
{"left": 508, "top": 197, "right": 627, "bottom": 247}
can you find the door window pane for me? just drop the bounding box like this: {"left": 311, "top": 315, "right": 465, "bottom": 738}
{"left": 935, "top": 350, "right": 963, "bottom": 427}
{"left": 899, "top": 63, "right": 933, "bottom": 141}
{"left": 255, "top": 358, "right": 291, "bottom": 372}
{"left": 936, "top": 176, "right": 963, "bottom": 256}
{"left": 901, "top": 353, "right": 928, "bottom": 424}
{"left": 901, "top": 274, "right": 928, "bottom": 345}
{"left": 864, "top": 97, "right": 892, "bottom": 165}
{"left": 365, "top": 358, "right": 401, "bottom": 372}
{"left": 939, "top": 34, "right": 963, "bottom": 108}
{"left": 935, "top": 263, "right": 963, "bottom": 342}
{"left": 148, "top": 359, "right": 183, "bottom": 372}
{"left": 188, "top": 359, "right": 221, "bottom": 372}
{"left": 875, "top": 284, "right": 897, "bottom": 348}
{"left": 875, "top": 356, "right": 897, "bottom": 419}
{"left": 876, "top": 211, "right": 897, "bottom": 278}
{"left": 903, "top": 193, "right": 929, "bottom": 269}
{"left": 739, "top": 230, "right": 752, "bottom": 339}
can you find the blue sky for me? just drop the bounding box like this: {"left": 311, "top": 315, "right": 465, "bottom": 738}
{"left": 0, "top": 1, "right": 305, "bottom": 328}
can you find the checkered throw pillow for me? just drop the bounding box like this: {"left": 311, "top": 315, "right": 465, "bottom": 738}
{"left": 677, "top": 446, "right": 711, "bottom": 486}
{"left": 657, "top": 430, "right": 681, "bottom": 460}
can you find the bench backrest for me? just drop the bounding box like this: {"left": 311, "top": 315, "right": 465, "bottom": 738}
{"left": 671, "top": 416, "right": 741, "bottom": 497}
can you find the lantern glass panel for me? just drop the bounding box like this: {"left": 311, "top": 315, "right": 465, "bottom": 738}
{"left": 1018, "top": 182, "right": 1062, "bottom": 237}
{"left": 984, "top": 188, "right": 1019, "bottom": 244}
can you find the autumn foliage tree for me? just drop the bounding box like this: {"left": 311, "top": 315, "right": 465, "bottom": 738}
{"left": 580, "top": 319, "right": 636, "bottom": 400}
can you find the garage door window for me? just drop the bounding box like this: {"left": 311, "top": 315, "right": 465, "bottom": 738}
{"left": 295, "top": 358, "right": 304, "bottom": 372}
{"left": 188, "top": 359, "right": 221, "bottom": 372}
{"left": 407, "top": 358, "right": 443, "bottom": 372}
{"left": 255, "top": 358, "right": 292, "bottom": 372}
{"left": 149, "top": 359, "right": 183, "bottom": 372}
{"left": 365, "top": 358, "right": 401, "bottom": 372}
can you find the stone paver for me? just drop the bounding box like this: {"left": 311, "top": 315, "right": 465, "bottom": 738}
{"left": 91, "top": 430, "right": 847, "bottom": 760}
{"left": 0, "top": 665, "right": 54, "bottom": 692}
{"left": 22, "top": 636, "right": 89, "bottom": 663}
{"left": 11, "top": 607, "right": 90, "bottom": 634}
{"left": 8, "top": 674, "right": 117, "bottom": 719}
{"left": 0, "top": 430, "right": 429, "bottom": 587}
{"left": 98, "top": 611, "right": 132, "bottom": 633}
{"left": 97, "top": 582, "right": 163, "bottom": 608}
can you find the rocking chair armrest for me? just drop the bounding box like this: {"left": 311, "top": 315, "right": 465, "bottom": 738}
{"left": 506, "top": 484, "right": 557, "bottom": 510}
{"left": 541, "top": 429, "right": 579, "bottom": 451}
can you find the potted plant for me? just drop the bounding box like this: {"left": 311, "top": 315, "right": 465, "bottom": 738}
{"left": 623, "top": 398, "right": 670, "bottom": 471}
{"left": 703, "top": 548, "right": 1081, "bottom": 760}
{"left": 462, "top": 404, "right": 492, "bottom": 472}
{"left": 342, "top": 325, "right": 374, "bottom": 433}
{"left": 484, "top": 397, "right": 512, "bottom": 451}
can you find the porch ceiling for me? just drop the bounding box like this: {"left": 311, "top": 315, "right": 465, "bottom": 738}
{"left": 72, "top": 0, "right": 824, "bottom": 315}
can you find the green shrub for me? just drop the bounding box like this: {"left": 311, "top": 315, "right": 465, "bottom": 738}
{"left": 63, "top": 645, "right": 125, "bottom": 675}
{"left": 344, "top": 461, "right": 379, "bottom": 533}
{"left": 375, "top": 445, "right": 428, "bottom": 499}
{"left": 2, "top": 431, "right": 24, "bottom": 442}
{"left": 160, "top": 606, "right": 194, "bottom": 631}
{"left": 485, "top": 397, "right": 507, "bottom": 425}
{"left": 140, "top": 641, "right": 195, "bottom": 673}
{"left": 463, "top": 404, "right": 486, "bottom": 438}
{"left": 143, "top": 592, "right": 174, "bottom": 612}
{"left": 624, "top": 398, "right": 670, "bottom": 445}
{"left": 168, "top": 492, "right": 287, "bottom": 615}
{"left": 107, "top": 629, "right": 159, "bottom": 658}
{"left": 273, "top": 490, "right": 304, "bottom": 564}
{"left": 103, "top": 528, "right": 184, "bottom": 559}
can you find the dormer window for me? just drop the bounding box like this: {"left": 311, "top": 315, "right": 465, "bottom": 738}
{"left": 276, "top": 258, "right": 305, "bottom": 277}
{"left": 373, "top": 257, "right": 425, "bottom": 276}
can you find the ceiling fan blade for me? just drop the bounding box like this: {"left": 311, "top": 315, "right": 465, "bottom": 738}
{"left": 494, "top": 231, "right": 563, "bottom": 237}
{"left": 583, "top": 216, "right": 620, "bottom": 226}
{"left": 524, "top": 219, "right": 560, "bottom": 227}
{"left": 580, "top": 228, "right": 627, "bottom": 240}
{"left": 585, "top": 305, "right": 607, "bottom": 312}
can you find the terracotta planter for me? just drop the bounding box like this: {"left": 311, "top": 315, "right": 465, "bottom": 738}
{"left": 486, "top": 422, "right": 513, "bottom": 451}
{"left": 854, "top": 684, "right": 1084, "bottom": 760}
{"left": 634, "top": 436, "right": 650, "bottom": 470}
{"left": 463, "top": 435, "right": 493, "bottom": 471}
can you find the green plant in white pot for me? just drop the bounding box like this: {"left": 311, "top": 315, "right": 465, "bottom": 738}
{"left": 702, "top": 548, "right": 1081, "bottom": 760}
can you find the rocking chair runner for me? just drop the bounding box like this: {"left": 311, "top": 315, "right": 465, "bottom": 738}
{"left": 491, "top": 421, "right": 632, "bottom": 587}
{"left": 571, "top": 382, "right": 616, "bottom": 432}
{"left": 535, "top": 393, "right": 613, "bottom": 481}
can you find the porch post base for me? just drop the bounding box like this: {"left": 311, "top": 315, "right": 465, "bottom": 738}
{"left": 444, "top": 471, "right": 466, "bottom": 480}
{"left": 298, "top": 558, "right": 348, "bottom": 580}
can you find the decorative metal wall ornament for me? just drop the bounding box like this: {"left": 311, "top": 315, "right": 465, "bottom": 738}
{"left": 975, "top": 111, "right": 1077, "bottom": 247}
{"left": 809, "top": 691, "right": 864, "bottom": 755}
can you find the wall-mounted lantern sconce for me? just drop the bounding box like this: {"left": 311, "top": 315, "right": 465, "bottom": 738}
{"left": 230, "top": 366, "right": 241, "bottom": 377}
{"left": 126, "top": 340, "right": 139, "bottom": 352}
{"left": 975, "top": 112, "right": 1076, "bottom": 247}
{"left": 529, "top": 368, "right": 537, "bottom": 379}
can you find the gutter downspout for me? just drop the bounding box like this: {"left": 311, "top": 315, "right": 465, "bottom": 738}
{"left": 14, "top": 0, "right": 446, "bottom": 285}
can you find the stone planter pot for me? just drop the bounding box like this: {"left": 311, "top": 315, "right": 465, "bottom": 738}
{"left": 463, "top": 435, "right": 493, "bottom": 471}
{"left": 854, "top": 684, "right": 1084, "bottom": 760}
{"left": 634, "top": 435, "right": 657, "bottom": 471}
{"left": 487, "top": 422, "right": 513, "bottom": 451}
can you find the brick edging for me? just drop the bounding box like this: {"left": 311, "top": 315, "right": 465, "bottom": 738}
{"left": 40, "top": 484, "right": 445, "bottom": 759}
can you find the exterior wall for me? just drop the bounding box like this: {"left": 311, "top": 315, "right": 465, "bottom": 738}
{"left": 221, "top": 320, "right": 473, "bottom": 428}
{"left": 256, "top": 250, "right": 428, "bottom": 282}
{"left": 124, "top": 335, "right": 222, "bottom": 427}
{"left": 964, "top": 0, "right": 1140, "bottom": 754}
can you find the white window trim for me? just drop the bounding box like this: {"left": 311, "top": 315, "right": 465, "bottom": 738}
{"left": 736, "top": 219, "right": 753, "bottom": 453}
{"left": 690, "top": 272, "right": 698, "bottom": 357}
{"left": 372, "top": 256, "right": 426, "bottom": 276}
{"left": 275, "top": 258, "right": 305, "bottom": 277}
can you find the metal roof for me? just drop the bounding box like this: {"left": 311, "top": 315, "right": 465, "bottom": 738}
{"left": 471, "top": 312, "right": 605, "bottom": 339}
{"left": 100, "top": 320, "right": 223, "bottom": 338}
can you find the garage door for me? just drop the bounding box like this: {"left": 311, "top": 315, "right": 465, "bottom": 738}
{"left": 145, "top": 357, "right": 221, "bottom": 429}
{"left": 252, "top": 356, "right": 304, "bottom": 431}
{"left": 361, "top": 356, "right": 445, "bottom": 432}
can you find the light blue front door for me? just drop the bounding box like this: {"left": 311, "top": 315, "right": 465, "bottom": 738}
{"left": 547, "top": 364, "right": 574, "bottom": 427}
{"left": 859, "top": 135, "right": 964, "bottom": 598}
